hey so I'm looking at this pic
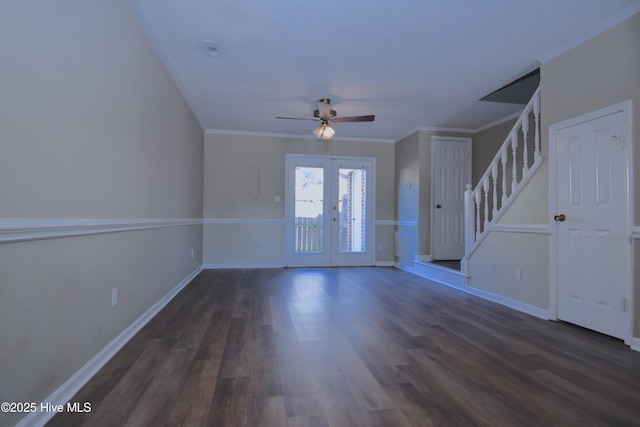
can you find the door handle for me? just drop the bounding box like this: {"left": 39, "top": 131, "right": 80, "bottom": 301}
{"left": 436, "top": 204, "right": 442, "bottom": 209}
{"left": 554, "top": 214, "right": 566, "bottom": 222}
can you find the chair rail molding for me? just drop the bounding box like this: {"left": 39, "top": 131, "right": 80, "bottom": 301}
{"left": 0, "top": 218, "right": 203, "bottom": 244}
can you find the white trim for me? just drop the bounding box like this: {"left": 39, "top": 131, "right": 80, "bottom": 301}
{"left": 548, "top": 100, "right": 634, "bottom": 345}
{"left": 474, "top": 110, "right": 523, "bottom": 133}
{"left": 631, "top": 337, "right": 640, "bottom": 353}
{"left": 203, "top": 218, "right": 396, "bottom": 227}
{"left": 417, "top": 125, "right": 476, "bottom": 134}
{"left": 375, "top": 261, "right": 395, "bottom": 267}
{"left": 0, "top": 218, "right": 202, "bottom": 244}
{"left": 205, "top": 128, "right": 395, "bottom": 144}
{"left": 462, "top": 286, "right": 550, "bottom": 320}
{"left": 203, "top": 218, "right": 285, "bottom": 225}
{"left": 416, "top": 254, "right": 433, "bottom": 263}
{"left": 464, "top": 159, "right": 543, "bottom": 259}
{"left": 16, "top": 266, "right": 203, "bottom": 427}
{"left": 538, "top": 3, "right": 640, "bottom": 64}
{"left": 398, "top": 264, "right": 549, "bottom": 320}
{"left": 202, "top": 263, "right": 284, "bottom": 269}
{"left": 396, "top": 220, "right": 418, "bottom": 227}
{"left": 490, "top": 223, "right": 550, "bottom": 235}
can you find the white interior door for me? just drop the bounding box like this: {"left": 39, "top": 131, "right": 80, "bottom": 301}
{"left": 286, "top": 155, "right": 374, "bottom": 267}
{"left": 432, "top": 137, "right": 471, "bottom": 260}
{"left": 554, "top": 109, "right": 630, "bottom": 340}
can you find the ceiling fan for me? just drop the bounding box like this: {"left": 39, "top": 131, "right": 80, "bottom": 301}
{"left": 276, "top": 98, "right": 375, "bottom": 139}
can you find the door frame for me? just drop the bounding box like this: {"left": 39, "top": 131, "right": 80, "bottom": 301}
{"left": 548, "top": 100, "right": 633, "bottom": 345}
{"left": 284, "top": 153, "right": 376, "bottom": 267}
{"left": 430, "top": 136, "right": 472, "bottom": 260}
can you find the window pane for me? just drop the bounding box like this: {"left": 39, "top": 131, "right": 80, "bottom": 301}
{"left": 338, "top": 168, "right": 366, "bottom": 253}
{"left": 294, "top": 167, "right": 324, "bottom": 253}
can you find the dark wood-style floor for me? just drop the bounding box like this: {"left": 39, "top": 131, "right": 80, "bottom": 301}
{"left": 48, "top": 267, "right": 640, "bottom": 426}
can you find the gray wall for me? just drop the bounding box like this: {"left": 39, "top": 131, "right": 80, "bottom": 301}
{"left": 472, "top": 118, "right": 517, "bottom": 187}
{"left": 203, "top": 132, "right": 396, "bottom": 266}
{"left": 0, "top": 1, "right": 204, "bottom": 425}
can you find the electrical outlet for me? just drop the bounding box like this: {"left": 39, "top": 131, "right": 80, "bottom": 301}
{"left": 514, "top": 267, "right": 522, "bottom": 281}
{"left": 489, "top": 263, "right": 495, "bottom": 273}
{"left": 112, "top": 288, "right": 118, "bottom": 307}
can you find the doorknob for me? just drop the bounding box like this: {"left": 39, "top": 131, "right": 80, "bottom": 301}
{"left": 554, "top": 214, "right": 566, "bottom": 222}
{"left": 436, "top": 204, "right": 442, "bottom": 209}
{"left": 332, "top": 217, "right": 337, "bottom": 222}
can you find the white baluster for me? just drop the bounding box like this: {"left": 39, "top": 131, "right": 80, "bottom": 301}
{"left": 483, "top": 176, "right": 490, "bottom": 230}
{"left": 533, "top": 91, "right": 541, "bottom": 161}
{"left": 511, "top": 131, "right": 518, "bottom": 193}
{"left": 501, "top": 147, "right": 508, "bottom": 205}
{"left": 491, "top": 162, "right": 498, "bottom": 217}
{"left": 464, "top": 184, "right": 474, "bottom": 248}
{"left": 522, "top": 115, "right": 529, "bottom": 174}
{"left": 475, "top": 189, "right": 482, "bottom": 238}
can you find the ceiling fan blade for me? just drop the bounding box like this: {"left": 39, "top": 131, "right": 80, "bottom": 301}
{"left": 331, "top": 115, "right": 375, "bottom": 123}
{"left": 275, "top": 116, "right": 317, "bottom": 121}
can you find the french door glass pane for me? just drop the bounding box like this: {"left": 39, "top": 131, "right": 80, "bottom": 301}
{"left": 338, "top": 167, "right": 366, "bottom": 253}
{"left": 294, "top": 166, "right": 324, "bottom": 253}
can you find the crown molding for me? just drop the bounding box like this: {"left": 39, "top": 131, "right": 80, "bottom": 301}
{"left": 417, "top": 125, "right": 476, "bottom": 134}
{"left": 204, "top": 128, "right": 395, "bottom": 144}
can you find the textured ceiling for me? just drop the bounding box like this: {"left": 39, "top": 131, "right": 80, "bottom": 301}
{"left": 129, "top": 0, "right": 640, "bottom": 142}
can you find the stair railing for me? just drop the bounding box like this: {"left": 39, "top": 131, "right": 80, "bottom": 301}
{"left": 464, "top": 87, "right": 541, "bottom": 251}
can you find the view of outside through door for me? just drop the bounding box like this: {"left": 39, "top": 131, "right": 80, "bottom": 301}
{"left": 338, "top": 168, "right": 366, "bottom": 253}
{"left": 294, "top": 166, "right": 367, "bottom": 253}
{"left": 294, "top": 167, "right": 324, "bottom": 252}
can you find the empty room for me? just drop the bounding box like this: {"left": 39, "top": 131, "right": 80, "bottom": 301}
{"left": 2, "top": 1, "right": 640, "bottom": 426}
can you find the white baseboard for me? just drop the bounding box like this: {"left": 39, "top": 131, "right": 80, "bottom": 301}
{"left": 375, "top": 261, "right": 395, "bottom": 267}
{"left": 397, "top": 263, "right": 549, "bottom": 320}
{"left": 16, "top": 267, "right": 203, "bottom": 427}
{"left": 630, "top": 337, "right": 640, "bottom": 353}
{"left": 462, "top": 286, "right": 550, "bottom": 320}
{"left": 394, "top": 261, "right": 417, "bottom": 275}
{"left": 202, "top": 262, "right": 284, "bottom": 269}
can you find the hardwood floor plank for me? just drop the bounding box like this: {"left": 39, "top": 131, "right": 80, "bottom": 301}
{"left": 60, "top": 338, "right": 174, "bottom": 427}
{"left": 206, "top": 377, "right": 250, "bottom": 427}
{"left": 123, "top": 346, "right": 195, "bottom": 426}
{"left": 47, "top": 267, "right": 640, "bottom": 427}
{"left": 247, "top": 395, "right": 288, "bottom": 427}
{"left": 218, "top": 317, "right": 252, "bottom": 379}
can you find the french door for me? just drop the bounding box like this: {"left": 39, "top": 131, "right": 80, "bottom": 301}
{"left": 285, "top": 154, "right": 374, "bottom": 267}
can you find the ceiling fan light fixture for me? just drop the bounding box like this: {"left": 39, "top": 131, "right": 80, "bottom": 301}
{"left": 313, "top": 123, "right": 335, "bottom": 139}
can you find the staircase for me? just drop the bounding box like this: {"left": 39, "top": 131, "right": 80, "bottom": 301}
{"left": 464, "top": 87, "right": 541, "bottom": 256}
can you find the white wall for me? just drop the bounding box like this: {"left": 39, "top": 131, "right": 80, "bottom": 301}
{"left": 203, "top": 132, "right": 395, "bottom": 267}
{"left": 0, "top": 1, "right": 203, "bottom": 425}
